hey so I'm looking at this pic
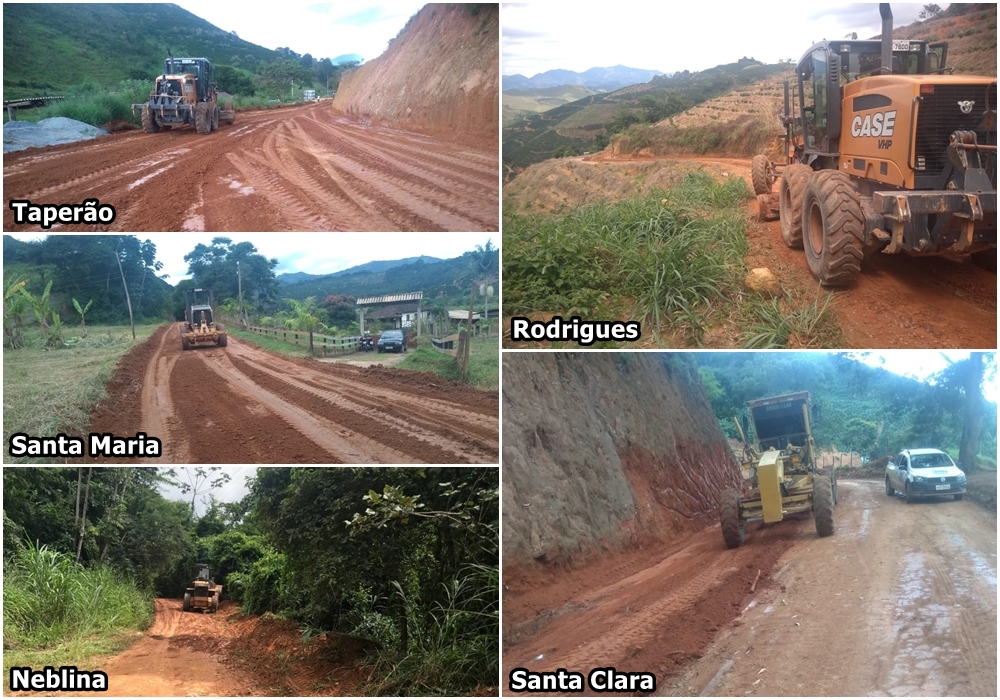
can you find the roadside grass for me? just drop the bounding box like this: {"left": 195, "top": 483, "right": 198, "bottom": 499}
{"left": 504, "top": 172, "right": 751, "bottom": 346}
{"left": 31, "top": 80, "right": 152, "bottom": 128}
{"left": 3, "top": 324, "right": 161, "bottom": 463}
{"left": 226, "top": 328, "right": 314, "bottom": 358}
{"left": 398, "top": 337, "right": 499, "bottom": 391}
{"left": 504, "top": 171, "right": 845, "bottom": 349}
{"left": 2, "top": 539, "right": 153, "bottom": 691}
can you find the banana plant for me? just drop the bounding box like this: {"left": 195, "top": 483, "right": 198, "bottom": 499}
{"left": 3, "top": 277, "right": 29, "bottom": 349}
{"left": 72, "top": 298, "right": 94, "bottom": 337}
{"left": 20, "top": 279, "right": 54, "bottom": 341}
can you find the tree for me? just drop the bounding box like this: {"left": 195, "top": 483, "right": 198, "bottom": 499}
{"left": 169, "top": 467, "right": 233, "bottom": 513}
{"left": 919, "top": 4, "right": 942, "bottom": 19}
{"left": 958, "top": 352, "right": 986, "bottom": 472}
{"left": 321, "top": 294, "right": 357, "bottom": 328}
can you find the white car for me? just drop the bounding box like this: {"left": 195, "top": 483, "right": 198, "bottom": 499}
{"left": 885, "top": 448, "right": 967, "bottom": 503}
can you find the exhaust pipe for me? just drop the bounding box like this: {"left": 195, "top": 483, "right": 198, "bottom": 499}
{"left": 880, "top": 3, "right": 893, "bottom": 75}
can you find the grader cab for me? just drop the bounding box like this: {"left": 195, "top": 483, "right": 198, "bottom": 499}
{"left": 719, "top": 391, "right": 836, "bottom": 548}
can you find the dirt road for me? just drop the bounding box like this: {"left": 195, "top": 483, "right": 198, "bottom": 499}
{"left": 94, "top": 324, "right": 498, "bottom": 463}
{"left": 3, "top": 102, "right": 498, "bottom": 232}
{"left": 40, "top": 599, "right": 246, "bottom": 697}
{"left": 503, "top": 480, "right": 997, "bottom": 696}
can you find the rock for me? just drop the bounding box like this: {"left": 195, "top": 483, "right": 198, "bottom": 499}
{"left": 745, "top": 268, "right": 781, "bottom": 297}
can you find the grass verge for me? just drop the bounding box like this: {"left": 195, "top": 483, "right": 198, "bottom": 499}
{"left": 3, "top": 324, "right": 162, "bottom": 463}
{"left": 2, "top": 539, "right": 153, "bottom": 691}
{"left": 226, "top": 328, "right": 314, "bottom": 358}
{"left": 399, "top": 338, "right": 499, "bottom": 391}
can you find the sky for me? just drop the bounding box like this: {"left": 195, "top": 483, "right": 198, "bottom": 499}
{"left": 9, "top": 233, "right": 497, "bottom": 283}
{"left": 157, "top": 467, "right": 256, "bottom": 516}
{"left": 848, "top": 351, "right": 997, "bottom": 403}
{"left": 173, "top": 1, "right": 428, "bottom": 63}
{"left": 502, "top": 2, "right": 932, "bottom": 77}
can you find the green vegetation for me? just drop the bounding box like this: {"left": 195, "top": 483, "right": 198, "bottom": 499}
{"left": 225, "top": 328, "right": 314, "bottom": 358}
{"left": 4, "top": 467, "right": 499, "bottom": 696}
{"left": 504, "top": 173, "right": 750, "bottom": 343}
{"left": 3, "top": 539, "right": 153, "bottom": 686}
{"left": 696, "top": 353, "right": 997, "bottom": 466}
{"left": 399, "top": 337, "right": 499, "bottom": 391}
{"left": 503, "top": 58, "right": 789, "bottom": 175}
{"left": 3, "top": 324, "right": 162, "bottom": 463}
{"left": 614, "top": 112, "right": 779, "bottom": 158}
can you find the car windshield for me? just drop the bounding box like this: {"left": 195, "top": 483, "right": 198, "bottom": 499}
{"left": 910, "top": 452, "right": 954, "bottom": 469}
{"left": 382, "top": 331, "right": 402, "bottom": 339}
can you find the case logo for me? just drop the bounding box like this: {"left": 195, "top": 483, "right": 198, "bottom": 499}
{"left": 851, "top": 110, "right": 897, "bottom": 138}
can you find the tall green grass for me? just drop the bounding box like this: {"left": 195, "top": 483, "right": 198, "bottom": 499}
{"left": 3, "top": 541, "right": 153, "bottom": 686}
{"left": 398, "top": 339, "right": 499, "bottom": 391}
{"left": 34, "top": 80, "right": 152, "bottom": 127}
{"left": 616, "top": 113, "right": 780, "bottom": 157}
{"left": 504, "top": 172, "right": 751, "bottom": 342}
{"left": 359, "top": 564, "right": 498, "bottom": 696}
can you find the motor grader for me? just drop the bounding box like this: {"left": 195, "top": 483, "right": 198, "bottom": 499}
{"left": 180, "top": 288, "right": 227, "bottom": 350}
{"left": 183, "top": 564, "right": 221, "bottom": 613}
{"left": 719, "top": 391, "right": 836, "bottom": 549}
{"left": 132, "top": 56, "right": 235, "bottom": 134}
{"left": 753, "top": 3, "right": 996, "bottom": 285}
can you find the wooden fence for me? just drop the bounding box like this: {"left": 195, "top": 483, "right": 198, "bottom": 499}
{"left": 245, "top": 325, "right": 361, "bottom": 357}
{"left": 431, "top": 333, "right": 461, "bottom": 357}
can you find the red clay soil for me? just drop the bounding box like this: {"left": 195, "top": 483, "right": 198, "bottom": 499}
{"left": 89, "top": 323, "right": 498, "bottom": 464}
{"left": 503, "top": 511, "right": 801, "bottom": 695}
{"left": 3, "top": 101, "right": 497, "bottom": 232}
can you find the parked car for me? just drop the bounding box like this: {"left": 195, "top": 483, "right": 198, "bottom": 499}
{"left": 885, "top": 448, "right": 966, "bottom": 503}
{"left": 377, "top": 329, "right": 406, "bottom": 353}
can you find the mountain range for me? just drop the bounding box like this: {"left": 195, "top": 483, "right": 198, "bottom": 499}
{"left": 277, "top": 256, "right": 444, "bottom": 285}
{"left": 503, "top": 65, "right": 664, "bottom": 92}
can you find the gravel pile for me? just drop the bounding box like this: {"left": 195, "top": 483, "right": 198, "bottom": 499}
{"left": 3, "top": 117, "right": 109, "bottom": 153}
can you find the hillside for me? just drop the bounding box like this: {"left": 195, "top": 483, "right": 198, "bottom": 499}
{"left": 503, "top": 65, "right": 664, "bottom": 91}
{"left": 3, "top": 3, "right": 279, "bottom": 94}
{"left": 502, "top": 84, "right": 598, "bottom": 126}
{"left": 331, "top": 4, "right": 498, "bottom": 146}
{"left": 277, "top": 256, "right": 444, "bottom": 285}
{"left": 503, "top": 58, "right": 788, "bottom": 175}
{"left": 609, "top": 4, "right": 997, "bottom": 160}
{"left": 280, "top": 253, "right": 497, "bottom": 304}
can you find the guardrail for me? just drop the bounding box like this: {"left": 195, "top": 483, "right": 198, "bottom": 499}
{"left": 5, "top": 96, "right": 65, "bottom": 121}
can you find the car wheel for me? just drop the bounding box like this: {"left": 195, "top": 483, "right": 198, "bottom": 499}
{"left": 904, "top": 483, "right": 915, "bottom": 504}
{"left": 954, "top": 493, "right": 963, "bottom": 501}
{"left": 885, "top": 478, "right": 894, "bottom": 497}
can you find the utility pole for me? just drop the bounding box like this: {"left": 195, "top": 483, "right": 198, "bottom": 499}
{"left": 237, "top": 260, "right": 244, "bottom": 327}
{"left": 115, "top": 240, "right": 136, "bottom": 339}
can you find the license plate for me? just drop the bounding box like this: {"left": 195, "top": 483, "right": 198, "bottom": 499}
{"left": 935, "top": 484, "right": 951, "bottom": 490}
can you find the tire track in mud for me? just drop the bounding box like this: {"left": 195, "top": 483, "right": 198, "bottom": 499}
{"left": 120, "top": 324, "right": 497, "bottom": 464}
{"left": 3, "top": 102, "right": 498, "bottom": 232}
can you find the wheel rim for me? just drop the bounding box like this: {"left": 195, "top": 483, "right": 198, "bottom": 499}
{"left": 807, "top": 200, "right": 824, "bottom": 255}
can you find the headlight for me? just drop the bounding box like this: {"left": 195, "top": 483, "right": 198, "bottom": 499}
{"left": 914, "top": 476, "right": 924, "bottom": 483}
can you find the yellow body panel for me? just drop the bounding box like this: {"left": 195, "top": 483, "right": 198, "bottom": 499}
{"left": 758, "top": 449, "right": 785, "bottom": 523}
{"left": 839, "top": 75, "right": 998, "bottom": 189}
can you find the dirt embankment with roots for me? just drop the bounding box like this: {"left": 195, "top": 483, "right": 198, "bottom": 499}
{"left": 3, "top": 101, "right": 498, "bottom": 232}
{"left": 332, "top": 4, "right": 498, "bottom": 146}
{"left": 502, "top": 353, "right": 782, "bottom": 685}
{"left": 88, "top": 323, "right": 498, "bottom": 464}
{"left": 501, "top": 355, "right": 998, "bottom": 696}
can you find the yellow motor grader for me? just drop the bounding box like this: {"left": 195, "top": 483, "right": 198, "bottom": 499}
{"left": 132, "top": 56, "right": 235, "bottom": 134}
{"left": 183, "top": 564, "right": 221, "bottom": 613}
{"left": 180, "top": 288, "right": 227, "bottom": 350}
{"left": 719, "top": 391, "right": 836, "bottom": 548}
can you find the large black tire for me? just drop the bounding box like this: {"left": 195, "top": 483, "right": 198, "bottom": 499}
{"left": 778, "top": 164, "right": 812, "bottom": 249}
{"left": 211, "top": 595, "right": 219, "bottom": 613}
{"left": 904, "top": 483, "right": 916, "bottom": 504}
{"left": 751, "top": 155, "right": 774, "bottom": 196}
{"left": 183, "top": 592, "right": 191, "bottom": 612}
{"left": 181, "top": 336, "right": 191, "bottom": 351}
{"left": 218, "top": 334, "right": 228, "bottom": 347}
{"left": 802, "top": 170, "right": 864, "bottom": 286}
{"left": 141, "top": 106, "right": 159, "bottom": 133}
{"left": 719, "top": 488, "right": 745, "bottom": 549}
{"left": 195, "top": 102, "right": 210, "bottom": 135}
{"left": 885, "top": 477, "right": 894, "bottom": 497}
{"left": 813, "top": 475, "right": 834, "bottom": 537}
{"left": 212, "top": 105, "right": 219, "bottom": 131}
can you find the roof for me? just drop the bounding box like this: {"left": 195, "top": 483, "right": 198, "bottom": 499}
{"left": 357, "top": 292, "right": 423, "bottom": 305}
{"left": 448, "top": 310, "right": 481, "bottom": 320}
{"left": 902, "top": 448, "right": 949, "bottom": 455}
{"left": 366, "top": 302, "right": 421, "bottom": 319}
